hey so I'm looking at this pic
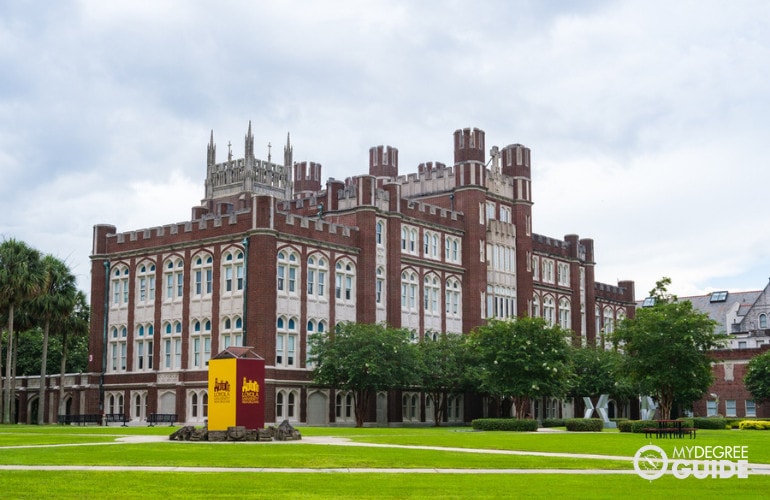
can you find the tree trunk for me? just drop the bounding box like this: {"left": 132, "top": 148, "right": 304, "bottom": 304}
{"left": 58, "top": 330, "right": 68, "bottom": 415}
{"left": 38, "top": 320, "right": 50, "bottom": 425}
{"left": 513, "top": 396, "right": 530, "bottom": 419}
{"left": 659, "top": 391, "right": 673, "bottom": 421}
{"left": 353, "top": 389, "right": 370, "bottom": 428}
{"left": 3, "top": 304, "right": 15, "bottom": 424}
{"left": 11, "top": 330, "right": 19, "bottom": 422}
{"left": 432, "top": 391, "right": 445, "bottom": 427}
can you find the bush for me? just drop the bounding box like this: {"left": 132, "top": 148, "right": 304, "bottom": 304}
{"left": 738, "top": 420, "right": 770, "bottom": 430}
{"left": 541, "top": 418, "right": 565, "bottom": 428}
{"left": 565, "top": 418, "right": 604, "bottom": 432}
{"left": 676, "top": 418, "right": 694, "bottom": 429}
{"left": 693, "top": 417, "right": 727, "bottom": 429}
{"left": 471, "top": 418, "right": 539, "bottom": 432}
{"left": 617, "top": 420, "right": 657, "bottom": 433}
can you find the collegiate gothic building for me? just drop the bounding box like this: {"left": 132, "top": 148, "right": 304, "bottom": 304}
{"left": 81, "top": 123, "right": 635, "bottom": 426}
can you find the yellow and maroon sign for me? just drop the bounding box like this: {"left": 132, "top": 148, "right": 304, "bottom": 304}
{"left": 208, "top": 348, "right": 265, "bottom": 431}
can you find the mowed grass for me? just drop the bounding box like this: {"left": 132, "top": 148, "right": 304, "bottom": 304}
{"left": 2, "top": 425, "right": 770, "bottom": 498}
{"left": 2, "top": 471, "right": 770, "bottom": 499}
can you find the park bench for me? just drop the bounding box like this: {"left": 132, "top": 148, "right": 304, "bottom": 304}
{"left": 643, "top": 420, "right": 697, "bottom": 439}
{"left": 147, "top": 413, "right": 177, "bottom": 426}
{"left": 57, "top": 414, "right": 101, "bottom": 426}
{"left": 104, "top": 413, "right": 128, "bottom": 426}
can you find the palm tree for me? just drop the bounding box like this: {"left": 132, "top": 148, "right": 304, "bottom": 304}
{"left": 58, "top": 291, "right": 89, "bottom": 416}
{"left": 30, "top": 255, "right": 77, "bottom": 424}
{"left": 0, "top": 239, "right": 45, "bottom": 424}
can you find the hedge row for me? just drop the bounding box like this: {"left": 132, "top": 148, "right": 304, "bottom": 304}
{"left": 738, "top": 420, "right": 770, "bottom": 430}
{"left": 692, "top": 417, "right": 727, "bottom": 429}
{"left": 471, "top": 418, "right": 539, "bottom": 431}
{"left": 617, "top": 420, "right": 658, "bottom": 433}
{"left": 565, "top": 418, "right": 604, "bottom": 432}
{"left": 541, "top": 418, "right": 565, "bottom": 428}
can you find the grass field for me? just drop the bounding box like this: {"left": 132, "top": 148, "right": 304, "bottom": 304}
{"left": 1, "top": 424, "right": 768, "bottom": 499}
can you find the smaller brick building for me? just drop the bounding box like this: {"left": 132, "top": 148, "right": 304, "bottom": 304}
{"left": 661, "top": 280, "right": 770, "bottom": 419}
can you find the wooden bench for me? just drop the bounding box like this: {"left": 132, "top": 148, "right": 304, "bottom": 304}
{"left": 147, "top": 413, "right": 177, "bottom": 426}
{"left": 57, "top": 414, "right": 101, "bottom": 426}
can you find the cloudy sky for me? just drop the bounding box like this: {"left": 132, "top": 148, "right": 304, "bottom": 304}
{"left": 1, "top": 0, "right": 769, "bottom": 300}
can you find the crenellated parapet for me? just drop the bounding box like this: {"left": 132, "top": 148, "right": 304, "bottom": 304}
{"left": 533, "top": 233, "right": 591, "bottom": 263}
{"left": 369, "top": 145, "right": 399, "bottom": 178}
{"left": 293, "top": 161, "right": 322, "bottom": 196}
{"left": 101, "top": 209, "right": 254, "bottom": 254}
{"left": 397, "top": 163, "right": 457, "bottom": 197}
{"left": 595, "top": 280, "right": 635, "bottom": 305}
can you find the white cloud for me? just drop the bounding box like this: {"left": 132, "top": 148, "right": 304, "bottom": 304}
{"left": 1, "top": 0, "right": 769, "bottom": 300}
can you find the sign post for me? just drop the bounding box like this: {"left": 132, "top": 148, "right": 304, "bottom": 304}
{"left": 207, "top": 346, "right": 265, "bottom": 431}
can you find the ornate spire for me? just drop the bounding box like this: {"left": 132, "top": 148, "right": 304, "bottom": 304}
{"left": 207, "top": 130, "right": 216, "bottom": 167}
{"left": 244, "top": 120, "right": 254, "bottom": 160}
{"left": 284, "top": 132, "right": 293, "bottom": 167}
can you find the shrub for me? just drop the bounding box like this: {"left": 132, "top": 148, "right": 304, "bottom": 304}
{"left": 541, "top": 418, "right": 565, "bottom": 428}
{"left": 565, "top": 418, "right": 604, "bottom": 432}
{"left": 617, "top": 420, "right": 657, "bottom": 433}
{"left": 676, "top": 418, "right": 694, "bottom": 429}
{"left": 738, "top": 420, "right": 770, "bottom": 430}
{"left": 693, "top": 417, "right": 727, "bottom": 430}
{"left": 471, "top": 418, "right": 539, "bottom": 432}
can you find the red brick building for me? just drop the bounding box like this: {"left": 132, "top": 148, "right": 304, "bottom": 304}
{"left": 32, "top": 123, "right": 635, "bottom": 426}
{"left": 683, "top": 283, "right": 770, "bottom": 419}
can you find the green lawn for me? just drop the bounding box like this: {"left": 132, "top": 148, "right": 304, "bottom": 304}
{"left": 1, "top": 425, "right": 768, "bottom": 499}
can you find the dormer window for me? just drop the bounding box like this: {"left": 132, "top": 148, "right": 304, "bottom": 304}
{"left": 710, "top": 291, "right": 728, "bottom": 303}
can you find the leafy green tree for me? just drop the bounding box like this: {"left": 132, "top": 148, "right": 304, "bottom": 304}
{"left": 417, "top": 332, "right": 471, "bottom": 426}
{"left": 569, "top": 346, "right": 623, "bottom": 398}
{"left": 468, "top": 317, "right": 572, "bottom": 419}
{"left": 0, "top": 239, "right": 46, "bottom": 423}
{"left": 569, "top": 346, "right": 637, "bottom": 418}
{"left": 58, "top": 291, "right": 90, "bottom": 415}
{"left": 30, "top": 255, "right": 78, "bottom": 424}
{"left": 612, "top": 277, "right": 723, "bottom": 420}
{"left": 308, "top": 322, "right": 420, "bottom": 427}
{"left": 744, "top": 350, "right": 770, "bottom": 405}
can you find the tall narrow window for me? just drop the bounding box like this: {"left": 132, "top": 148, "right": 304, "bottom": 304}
{"left": 222, "top": 249, "right": 245, "bottom": 294}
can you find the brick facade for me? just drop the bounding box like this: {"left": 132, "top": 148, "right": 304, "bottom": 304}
{"left": 16, "top": 124, "right": 636, "bottom": 425}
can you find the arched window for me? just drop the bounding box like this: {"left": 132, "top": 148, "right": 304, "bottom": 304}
{"left": 136, "top": 261, "right": 156, "bottom": 304}
{"left": 543, "top": 295, "right": 555, "bottom": 326}
{"left": 423, "top": 273, "right": 440, "bottom": 314}
{"left": 277, "top": 249, "right": 299, "bottom": 294}
{"left": 190, "top": 318, "right": 212, "bottom": 369}
{"left": 163, "top": 257, "right": 184, "bottom": 301}
{"left": 445, "top": 277, "right": 461, "bottom": 317}
{"left": 276, "top": 316, "right": 298, "bottom": 367}
{"left": 401, "top": 270, "right": 418, "bottom": 310}
{"left": 335, "top": 259, "right": 355, "bottom": 303}
{"left": 603, "top": 307, "right": 615, "bottom": 334}
{"left": 222, "top": 248, "right": 244, "bottom": 294}
{"left": 192, "top": 253, "right": 213, "bottom": 297}
{"left": 760, "top": 313, "right": 768, "bottom": 329}
{"left": 221, "top": 315, "right": 243, "bottom": 349}
{"left": 111, "top": 265, "right": 130, "bottom": 307}
{"left": 307, "top": 254, "right": 328, "bottom": 298}
{"left": 376, "top": 221, "right": 384, "bottom": 245}
{"left": 558, "top": 298, "right": 571, "bottom": 329}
